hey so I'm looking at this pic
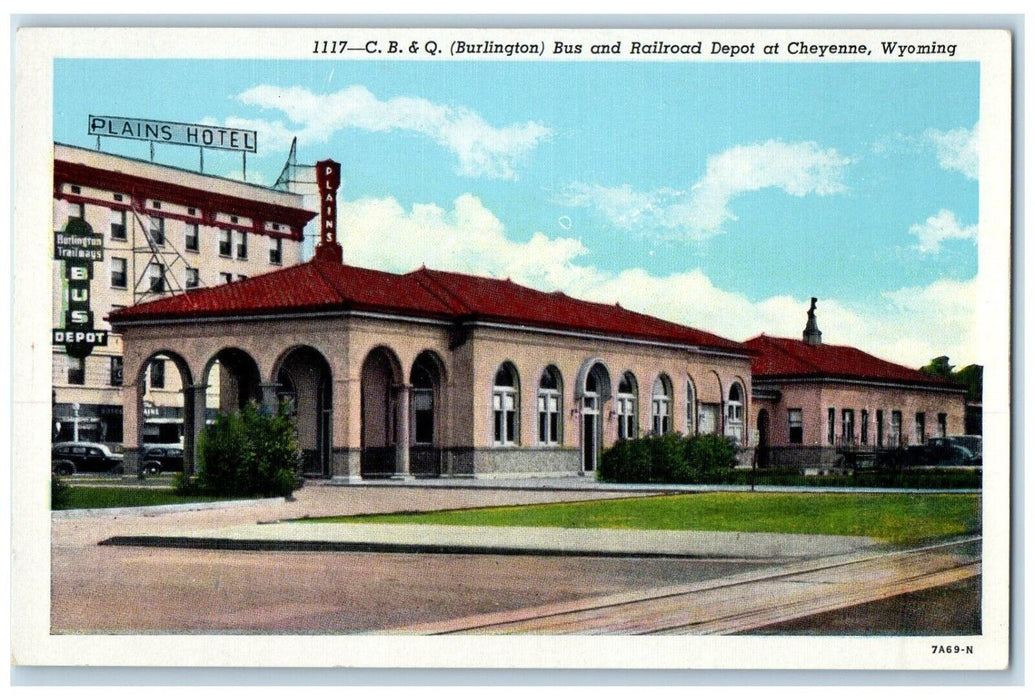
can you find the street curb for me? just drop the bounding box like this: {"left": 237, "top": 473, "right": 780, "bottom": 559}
{"left": 51, "top": 497, "right": 286, "bottom": 520}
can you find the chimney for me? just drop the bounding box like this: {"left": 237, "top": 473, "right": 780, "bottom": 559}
{"left": 314, "top": 159, "right": 343, "bottom": 264}
{"left": 803, "top": 297, "right": 822, "bottom": 345}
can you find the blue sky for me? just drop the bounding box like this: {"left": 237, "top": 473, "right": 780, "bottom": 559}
{"left": 54, "top": 58, "right": 981, "bottom": 367}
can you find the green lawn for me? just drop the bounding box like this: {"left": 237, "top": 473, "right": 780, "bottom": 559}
{"left": 54, "top": 486, "right": 235, "bottom": 510}
{"left": 307, "top": 493, "right": 981, "bottom": 545}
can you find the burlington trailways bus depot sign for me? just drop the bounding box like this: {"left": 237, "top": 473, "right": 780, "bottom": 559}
{"left": 53, "top": 218, "right": 108, "bottom": 359}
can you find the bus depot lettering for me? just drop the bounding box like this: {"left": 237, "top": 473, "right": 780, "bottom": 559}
{"left": 53, "top": 329, "right": 108, "bottom": 345}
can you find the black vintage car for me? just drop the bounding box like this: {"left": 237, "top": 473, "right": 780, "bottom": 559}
{"left": 140, "top": 445, "right": 185, "bottom": 475}
{"left": 52, "top": 442, "right": 124, "bottom": 476}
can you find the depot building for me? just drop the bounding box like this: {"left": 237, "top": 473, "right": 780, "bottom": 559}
{"left": 109, "top": 160, "right": 755, "bottom": 479}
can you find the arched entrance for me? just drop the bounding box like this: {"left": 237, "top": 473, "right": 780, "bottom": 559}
{"left": 204, "top": 347, "right": 262, "bottom": 413}
{"left": 756, "top": 409, "right": 770, "bottom": 469}
{"left": 135, "top": 350, "right": 194, "bottom": 474}
{"left": 576, "top": 360, "right": 612, "bottom": 472}
{"left": 360, "top": 346, "right": 403, "bottom": 478}
{"left": 275, "top": 346, "right": 333, "bottom": 478}
{"left": 409, "top": 350, "right": 446, "bottom": 477}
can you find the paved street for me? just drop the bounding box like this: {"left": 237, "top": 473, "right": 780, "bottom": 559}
{"left": 51, "top": 482, "right": 979, "bottom": 635}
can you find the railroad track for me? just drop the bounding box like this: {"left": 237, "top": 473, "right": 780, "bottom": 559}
{"left": 394, "top": 537, "right": 980, "bottom": 635}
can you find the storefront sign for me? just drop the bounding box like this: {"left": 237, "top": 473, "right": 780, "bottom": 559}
{"left": 89, "top": 115, "right": 258, "bottom": 153}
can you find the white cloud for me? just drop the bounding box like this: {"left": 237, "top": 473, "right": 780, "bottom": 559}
{"left": 910, "top": 209, "right": 978, "bottom": 254}
{"left": 335, "top": 193, "right": 978, "bottom": 367}
{"left": 556, "top": 140, "right": 850, "bottom": 240}
{"left": 925, "top": 122, "right": 979, "bottom": 180}
{"left": 232, "top": 85, "right": 551, "bottom": 179}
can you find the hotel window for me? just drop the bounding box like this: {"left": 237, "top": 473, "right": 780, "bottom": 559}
{"left": 149, "top": 359, "right": 165, "bottom": 389}
{"left": 841, "top": 409, "right": 855, "bottom": 445}
{"left": 827, "top": 408, "right": 836, "bottom": 445}
{"left": 68, "top": 201, "right": 85, "bottom": 222}
{"left": 890, "top": 411, "right": 903, "bottom": 447}
{"left": 269, "top": 237, "right": 283, "bottom": 265}
{"left": 185, "top": 223, "right": 200, "bottom": 252}
{"left": 492, "top": 363, "right": 519, "bottom": 446}
{"left": 938, "top": 413, "right": 948, "bottom": 438}
{"left": 220, "top": 272, "right": 233, "bottom": 285}
{"left": 788, "top": 409, "right": 803, "bottom": 444}
{"left": 861, "top": 410, "right": 870, "bottom": 445}
{"left": 149, "top": 216, "right": 165, "bottom": 245}
{"left": 219, "top": 229, "right": 232, "bottom": 257}
{"left": 235, "top": 230, "right": 248, "bottom": 260}
{"left": 651, "top": 375, "right": 672, "bottom": 435}
{"left": 67, "top": 355, "right": 85, "bottom": 385}
{"left": 876, "top": 410, "right": 885, "bottom": 447}
{"left": 109, "top": 357, "right": 123, "bottom": 387}
{"left": 616, "top": 372, "right": 638, "bottom": 440}
{"left": 148, "top": 263, "right": 165, "bottom": 293}
{"left": 685, "top": 378, "right": 696, "bottom": 435}
{"left": 725, "top": 382, "right": 744, "bottom": 444}
{"left": 537, "top": 366, "right": 562, "bottom": 445}
{"left": 186, "top": 267, "right": 200, "bottom": 289}
{"left": 110, "top": 257, "right": 128, "bottom": 289}
{"left": 110, "top": 209, "right": 127, "bottom": 240}
{"left": 238, "top": 275, "right": 248, "bottom": 281}
{"left": 915, "top": 412, "right": 926, "bottom": 445}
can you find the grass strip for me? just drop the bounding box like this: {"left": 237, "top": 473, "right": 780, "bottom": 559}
{"left": 56, "top": 486, "right": 242, "bottom": 510}
{"left": 304, "top": 493, "right": 981, "bottom": 545}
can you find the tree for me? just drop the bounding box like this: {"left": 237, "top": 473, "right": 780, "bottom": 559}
{"left": 919, "top": 356, "right": 982, "bottom": 402}
{"left": 919, "top": 355, "right": 955, "bottom": 378}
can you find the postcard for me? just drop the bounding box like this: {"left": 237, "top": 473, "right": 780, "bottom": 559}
{"left": 11, "top": 24, "right": 1013, "bottom": 671}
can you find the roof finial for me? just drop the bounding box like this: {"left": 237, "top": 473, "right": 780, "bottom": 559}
{"left": 803, "top": 297, "right": 822, "bottom": 345}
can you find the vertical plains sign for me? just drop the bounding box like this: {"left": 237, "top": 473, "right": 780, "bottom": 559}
{"left": 314, "top": 159, "right": 344, "bottom": 262}
{"left": 89, "top": 115, "right": 257, "bottom": 153}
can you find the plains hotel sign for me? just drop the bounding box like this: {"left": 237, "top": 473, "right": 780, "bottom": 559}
{"left": 89, "top": 116, "right": 257, "bottom": 152}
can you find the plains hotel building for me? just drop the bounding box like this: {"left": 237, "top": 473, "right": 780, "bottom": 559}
{"left": 52, "top": 143, "right": 315, "bottom": 445}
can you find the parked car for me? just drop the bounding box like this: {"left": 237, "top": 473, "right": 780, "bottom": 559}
{"left": 926, "top": 437, "right": 982, "bottom": 466}
{"left": 945, "top": 435, "right": 982, "bottom": 463}
{"left": 140, "top": 445, "right": 185, "bottom": 475}
{"left": 52, "top": 442, "right": 124, "bottom": 476}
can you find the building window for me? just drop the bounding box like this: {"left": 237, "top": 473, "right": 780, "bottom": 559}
{"left": 616, "top": 372, "right": 638, "bottom": 440}
{"left": 725, "top": 382, "right": 744, "bottom": 444}
{"left": 651, "top": 375, "right": 672, "bottom": 435}
{"left": 685, "top": 378, "right": 696, "bottom": 435}
{"left": 148, "top": 263, "right": 165, "bottom": 293}
{"left": 149, "top": 215, "right": 165, "bottom": 245}
{"left": 219, "top": 229, "right": 232, "bottom": 257}
{"left": 110, "top": 209, "right": 127, "bottom": 240}
{"left": 537, "top": 366, "right": 562, "bottom": 445}
{"left": 150, "top": 359, "right": 165, "bottom": 389}
{"left": 68, "top": 201, "right": 85, "bottom": 222}
{"left": 890, "top": 411, "right": 903, "bottom": 447}
{"left": 492, "top": 363, "right": 519, "bottom": 446}
{"left": 109, "top": 356, "right": 123, "bottom": 386}
{"left": 876, "top": 410, "right": 885, "bottom": 447}
{"left": 113, "top": 193, "right": 123, "bottom": 202}
{"left": 186, "top": 267, "right": 200, "bottom": 289}
{"left": 220, "top": 272, "right": 233, "bottom": 285}
{"left": 238, "top": 275, "right": 248, "bottom": 281}
{"left": 185, "top": 223, "right": 200, "bottom": 252}
{"left": 411, "top": 364, "right": 435, "bottom": 445}
{"left": 269, "top": 237, "right": 283, "bottom": 265}
{"left": 70, "top": 185, "right": 81, "bottom": 195}
{"left": 841, "top": 409, "right": 855, "bottom": 446}
{"left": 110, "top": 257, "right": 127, "bottom": 288}
{"left": 915, "top": 412, "right": 926, "bottom": 445}
{"left": 938, "top": 413, "right": 948, "bottom": 438}
{"left": 235, "top": 230, "right": 248, "bottom": 260}
{"left": 861, "top": 410, "right": 869, "bottom": 445}
{"left": 152, "top": 200, "right": 162, "bottom": 209}
{"left": 67, "top": 355, "right": 85, "bottom": 385}
{"left": 788, "top": 409, "right": 803, "bottom": 444}
{"left": 827, "top": 408, "right": 836, "bottom": 445}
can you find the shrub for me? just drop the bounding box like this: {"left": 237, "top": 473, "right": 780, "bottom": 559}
{"left": 190, "top": 401, "right": 301, "bottom": 499}
{"left": 598, "top": 432, "right": 737, "bottom": 484}
{"left": 51, "top": 473, "right": 72, "bottom": 510}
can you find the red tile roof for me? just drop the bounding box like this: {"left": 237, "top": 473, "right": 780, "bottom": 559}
{"left": 745, "top": 334, "right": 964, "bottom": 390}
{"left": 109, "top": 258, "right": 747, "bottom": 353}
